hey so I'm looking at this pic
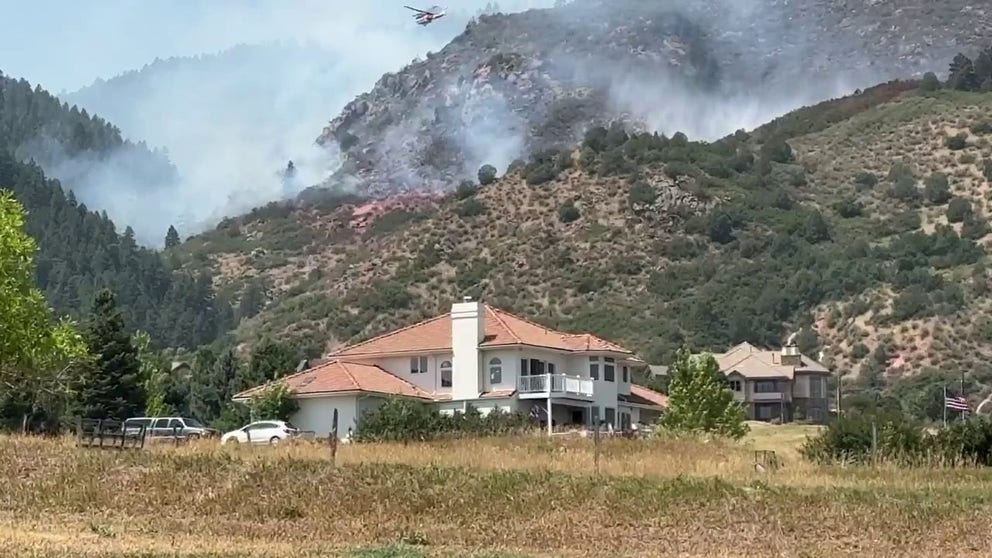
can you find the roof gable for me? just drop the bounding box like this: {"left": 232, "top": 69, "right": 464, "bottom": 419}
{"left": 234, "top": 360, "right": 433, "bottom": 400}
{"left": 331, "top": 304, "right": 635, "bottom": 358}
{"left": 715, "top": 344, "right": 830, "bottom": 380}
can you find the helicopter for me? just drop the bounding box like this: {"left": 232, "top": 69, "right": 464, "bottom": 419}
{"left": 404, "top": 5, "right": 446, "bottom": 26}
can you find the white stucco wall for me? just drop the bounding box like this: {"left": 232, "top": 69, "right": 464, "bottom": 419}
{"left": 291, "top": 396, "right": 358, "bottom": 438}
{"left": 376, "top": 354, "right": 452, "bottom": 395}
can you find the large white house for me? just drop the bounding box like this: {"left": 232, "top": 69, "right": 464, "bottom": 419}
{"left": 235, "top": 298, "right": 667, "bottom": 439}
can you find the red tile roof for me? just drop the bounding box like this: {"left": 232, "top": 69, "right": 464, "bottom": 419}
{"left": 233, "top": 360, "right": 433, "bottom": 401}
{"left": 331, "top": 304, "right": 636, "bottom": 358}
{"left": 627, "top": 385, "right": 669, "bottom": 408}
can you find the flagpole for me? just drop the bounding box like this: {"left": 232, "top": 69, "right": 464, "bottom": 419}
{"left": 961, "top": 370, "right": 966, "bottom": 423}
{"left": 943, "top": 385, "right": 947, "bottom": 428}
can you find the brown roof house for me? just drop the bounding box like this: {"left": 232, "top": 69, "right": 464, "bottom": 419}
{"left": 716, "top": 342, "right": 832, "bottom": 423}
{"left": 235, "top": 297, "right": 667, "bottom": 439}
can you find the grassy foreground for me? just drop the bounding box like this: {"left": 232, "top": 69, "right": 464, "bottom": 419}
{"left": 2, "top": 425, "right": 992, "bottom": 557}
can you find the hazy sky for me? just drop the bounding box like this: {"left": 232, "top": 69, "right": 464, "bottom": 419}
{"left": 1, "top": 0, "right": 554, "bottom": 93}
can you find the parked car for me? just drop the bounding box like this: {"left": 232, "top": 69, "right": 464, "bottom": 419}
{"left": 221, "top": 421, "right": 301, "bottom": 445}
{"left": 123, "top": 417, "right": 218, "bottom": 440}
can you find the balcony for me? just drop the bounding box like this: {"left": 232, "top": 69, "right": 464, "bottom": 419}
{"left": 518, "top": 374, "right": 594, "bottom": 399}
{"left": 751, "top": 391, "right": 789, "bottom": 402}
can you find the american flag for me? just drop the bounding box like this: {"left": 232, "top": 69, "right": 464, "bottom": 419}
{"left": 945, "top": 394, "right": 970, "bottom": 412}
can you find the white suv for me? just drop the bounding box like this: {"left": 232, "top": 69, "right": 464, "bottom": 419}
{"left": 221, "top": 421, "right": 300, "bottom": 445}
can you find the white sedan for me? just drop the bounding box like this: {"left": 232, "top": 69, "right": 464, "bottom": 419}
{"left": 221, "top": 421, "right": 300, "bottom": 445}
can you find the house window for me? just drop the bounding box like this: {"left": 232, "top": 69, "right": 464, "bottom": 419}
{"left": 604, "top": 358, "right": 615, "bottom": 382}
{"left": 589, "top": 357, "right": 599, "bottom": 380}
{"left": 810, "top": 377, "right": 824, "bottom": 398}
{"left": 489, "top": 358, "right": 502, "bottom": 384}
{"left": 604, "top": 407, "right": 616, "bottom": 427}
{"left": 548, "top": 362, "right": 556, "bottom": 375}
{"left": 755, "top": 380, "right": 779, "bottom": 393}
{"left": 757, "top": 405, "right": 773, "bottom": 420}
{"left": 440, "top": 361, "right": 452, "bottom": 388}
{"left": 622, "top": 366, "right": 629, "bottom": 383}
{"left": 729, "top": 380, "right": 742, "bottom": 392}
{"left": 409, "top": 356, "right": 428, "bottom": 374}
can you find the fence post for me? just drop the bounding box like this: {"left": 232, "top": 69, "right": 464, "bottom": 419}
{"left": 173, "top": 425, "right": 180, "bottom": 447}
{"left": 593, "top": 420, "right": 601, "bottom": 476}
{"left": 139, "top": 425, "right": 146, "bottom": 450}
{"left": 97, "top": 419, "right": 104, "bottom": 448}
{"left": 329, "top": 409, "right": 339, "bottom": 465}
{"left": 871, "top": 421, "right": 878, "bottom": 464}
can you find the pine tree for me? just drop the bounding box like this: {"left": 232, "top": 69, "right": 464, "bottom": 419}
{"left": 660, "top": 348, "right": 748, "bottom": 439}
{"left": 190, "top": 348, "right": 240, "bottom": 423}
{"left": 164, "top": 225, "right": 180, "bottom": 249}
{"left": 948, "top": 53, "right": 980, "bottom": 91}
{"left": 70, "top": 290, "right": 145, "bottom": 419}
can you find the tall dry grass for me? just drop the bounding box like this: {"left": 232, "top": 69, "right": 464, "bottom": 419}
{"left": 2, "top": 429, "right": 992, "bottom": 557}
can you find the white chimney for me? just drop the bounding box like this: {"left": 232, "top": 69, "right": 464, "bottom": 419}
{"left": 451, "top": 297, "right": 484, "bottom": 399}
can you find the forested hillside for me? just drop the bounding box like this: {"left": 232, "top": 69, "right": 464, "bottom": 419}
{"left": 0, "top": 75, "right": 232, "bottom": 349}
{"left": 176, "top": 51, "right": 992, "bottom": 419}
{"left": 0, "top": 73, "right": 178, "bottom": 208}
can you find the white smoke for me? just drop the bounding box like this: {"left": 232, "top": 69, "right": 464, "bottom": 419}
{"left": 3, "top": 0, "right": 557, "bottom": 245}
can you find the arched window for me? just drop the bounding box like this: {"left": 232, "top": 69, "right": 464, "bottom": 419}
{"left": 489, "top": 358, "right": 502, "bottom": 384}
{"left": 440, "top": 361, "right": 452, "bottom": 388}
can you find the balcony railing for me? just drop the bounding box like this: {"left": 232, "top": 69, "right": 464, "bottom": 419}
{"left": 518, "top": 374, "right": 594, "bottom": 397}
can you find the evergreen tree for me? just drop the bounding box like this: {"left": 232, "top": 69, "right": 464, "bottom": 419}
{"left": 660, "top": 348, "right": 748, "bottom": 439}
{"left": 948, "top": 53, "right": 980, "bottom": 91}
{"left": 164, "top": 225, "right": 180, "bottom": 249}
{"left": 249, "top": 339, "right": 300, "bottom": 382}
{"left": 919, "top": 72, "right": 941, "bottom": 92}
{"left": 190, "top": 348, "right": 241, "bottom": 423}
{"left": 237, "top": 280, "right": 267, "bottom": 321}
{"left": 70, "top": 290, "right": 145, "bottom": 419}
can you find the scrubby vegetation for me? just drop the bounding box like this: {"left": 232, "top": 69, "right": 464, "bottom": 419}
{"left": 354, "top": 399, "right": 534, "bottom": 442}
{"left": 100, "top": 50, "right": 984, "bottom": 421}
{"left": 802, "top": 415, "right": 992, "bottom": 466}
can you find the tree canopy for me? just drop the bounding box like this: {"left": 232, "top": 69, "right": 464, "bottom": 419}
{"left": 660, "top": 348, "right": 748, "bottom": 439}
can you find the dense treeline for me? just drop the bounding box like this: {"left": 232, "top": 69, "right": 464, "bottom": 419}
{"left": 1, "top": 151, "right": 233, "bottom": 349}
{"left": 0, "top": 72, "right": 177, "bottom": 189}
{"left": 0, "top": 73, "right": 234, "bottom": 349}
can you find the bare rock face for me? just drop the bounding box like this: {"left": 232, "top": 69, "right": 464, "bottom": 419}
{"left": 313, "top": 0, "right": 992, "bottom": 200}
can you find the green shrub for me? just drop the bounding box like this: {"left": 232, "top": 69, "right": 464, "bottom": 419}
{"left": 354, "top": 398, "right": 534, "bottom": 442}
{"left": 803, "top": 416, "right": 992, "bottom": 466}
{"left": 946, "top": 197, "right": 972, "bottom": 222}
{"left": 455, "top": 180, "right": 479, "bottom": 200}
{"left": 920, "top": 72, "right": 942, "bottom": 91}
{"left": 629, "top": 181, "right": 657, "bottom": 207}
{"left": 477, "top": 164, "right": 498, "bottom": 185}
{"left": 854, "top": 171, "right": 879, "bottom": 190}
{"left": 247, "top": 383, "right": 299, "bottom": 423}
{"left": 923, "top": 173, "right": 951, "bottom": 205}
{"left": 456, "top": 198, "right": 486, "bottom": 218}
{"left": 558, "top": 201, "right": 580, "bottom": 223}
{"left": 833, "top": 198, "right": 863, "bottom": 218}
{"left": 888, "top": 174, "right": 920, "bottom": 203}
{"left": 945, "top": 133, "right": 968, "bottom": 150}
{"left": 972, "top": 121, "right": 992, "bottom": 135}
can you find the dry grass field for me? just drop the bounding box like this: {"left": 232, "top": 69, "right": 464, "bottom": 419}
{"left": 3, "top": 424, "right": 992, "bottom": 557}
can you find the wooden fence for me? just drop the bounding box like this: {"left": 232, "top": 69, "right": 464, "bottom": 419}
{"left": 75, "top": 418, "right": 146, "bottom": 450}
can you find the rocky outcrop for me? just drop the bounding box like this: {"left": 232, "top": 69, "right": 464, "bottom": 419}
{"left": 314, "top": 0, "right": 992, "bottom": 200}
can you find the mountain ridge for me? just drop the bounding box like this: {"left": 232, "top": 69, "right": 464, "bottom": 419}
{"left": 312, "top": 0, "right": 992, "bottom": 199}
